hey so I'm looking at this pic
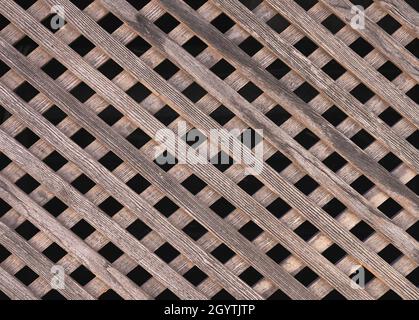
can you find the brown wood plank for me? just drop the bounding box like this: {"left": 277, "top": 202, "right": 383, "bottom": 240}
{"left": 0, "top": 221, "right": 94, "bottom": 300}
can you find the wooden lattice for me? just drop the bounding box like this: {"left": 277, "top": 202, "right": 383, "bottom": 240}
{"left": 0, "top": 0, "right": 417, "bottom": 300}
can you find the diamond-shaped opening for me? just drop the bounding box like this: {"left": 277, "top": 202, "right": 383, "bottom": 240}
{"left": 98, "top": 242, "right": 124, "bottom": 263}
{"left": 295, "top": 266, "right": 319, "bottom": 287}
{"left": 322, "top": 243, "right": 346, "bottom": 264}
{"left": 156, "top": 288, "right": 179, "bottom": 300}
{"left": 43, "top": 151, "right": 68, "bottom": 171}
{"left": 210, "top": 197, "right": 236, "bottom": 218}
{"left": 98, "top": 196, "right": 123, "bottom": 217}
{"left": 183, "top": 266, "right": 208, "bottom": 286}
{"left": 210, "top": 59, "right": 236, "bottom": 80}
{"left": 238, "top": 0, "right": 262, "bottom": 11}
{"left": 294, "top": 82, "right": 319, "bottom": 103}
{"left": 267, "top": 243, "right": 290, "bottom": 264}
{"left": 181, "top": 174, "right": 207, "bottom": 195}
{"left": 154, "top": 59, "right": 179, "bottom": 80}
{"left": 350, "top": 175, "right": 374, "bottom": 195}
{"left": 377, "top": 61, "right": 402, "bottom": 81}
{"left": 126, "top": 36, "right": 151, "bottom": 57}
{"left": 15, "top": 266, "right": 39, "bottom": 286}
{"left": 267, "top": 14, "right": 290, "bottom": 34}
{"left": 43, "top": 197, "right": 68, "bottom": 217}
{"left": 321, "top": 14, "right": 345, "bottom": 34}
{"left": 69, "top": 35, "right": 95, "bottom": 57}
{"left": 15, "top": 128, "right": 40, "bottom": 148}
{"left": 97, "top": 59, "right": 123, "bottom": 80}
{"left": 154, "top": 197, "right": 179, "bottom": 217}
{"left": 211, "top": 151, "right": 234, "bottom": 173}
{"left": 322, "top": 59, "right": 346, "bottom": 80}
{"left": 70, "top": 82, "right": 95, "bottom": 103}
{"left": 238, "top": 82, "right": 263, "bottom": 102}
{"left": 98, "top": 105, "right": 123, "bottom": 126}
{"left": 322, "top": 152, "right": 347, "bottom": 172}
{"left": 294, "top": 36, "right": 318, "bottom": 56}
{"left": 15, "top": 174, "right": 40, "bottom": 194}
{"left": 266, "top": 58, "right": 290, "bottom": 80}
{"left": 349, "top": 37, "right": 374, "bottom": 58}
{"left": 70, "top": 128, "right": 95, "bottom": 149}
{"left": 99, "top": 289, "right": 123, "bottom": 300}
{"left": 182, "top": 220, "right": 208, "bottom": 241}
{"left": 294, "top": 220, "right": 319, "bottom": 241}
{"left": 350, "top": 221, "right": 374, "bottom": 241}
{"left": 209, "top": 105, "right": 235, "bottom": 125}
{"left": 14, "top": 82, "right": 39, "bottom": 103}
{"left": 266, "top": 151, "right": 291, "bottom": 174}
{"left": 322, "top": 198, "right": 346, "bottom": 218}
{"left": 266, "top": 197, "right": 291, "bottom": 219}
{"left": 378, "top": 244, "right": 402, "bottom": 264}
{"left": 98, "top": 12, "right": 123, "bottom": 34}
{"left": 0, "top": 244, "right": 11, "bottom": 263}
{"left": 238, "top": 36, "right": 263, "bottom": 57}
{"left": 99, "top": 151, "right": 123, "bottom": 172}
{"left": 71, "top": 174, "right": 95, "bottom": 194}
{"left": 154, "top": 242, "right": 180, "bottom": 263}
{"left": 294, "top": 128, "right": 320, "bottom": 150}
{"left": 377, "top": 198, "right": 402, "bottom": 219}
{"left": 42, "top": 242, "right": 67, "bottom": 263}
{"left": 239, "top": 221, "right": 263, "bottom": 241}
{"left": 265, "top": 105, "right": 291, "bottom": 126}
{"left": 126, "top": 128, "right": 151, "bottom": 149}
{"left": 182, "top": 82, "right": 207, "bottom": 103}
{"left": 211, "top": 13, "right": 235, "bottom": 33}
{"left": 127, "top": 265, "right": 152, "bottom": 286}
{"left": 155, "top": 12, "right": 180, "bottom": 33}
{"left": 378, "top": 106, "right": 402, "bottom": 127}
{"left": 377, "top": 15, "right": 401, "bottom": 35}
{"left": 182, "top": 36, "right": 208, "bottom": 57}
{"left": 43, "top": 105, "right": 67, "bottom": 126}
{"left": 378, "top": 152, "right": 402, "bottom": 172}
{"left": 70, "top": 265, "right": 95, "bottom": 286}
{"left": 126, "top": 82, "right": 151, "bottom": 103}
{"left": 41, "top": 58, "right": 67, "bottom": 80}
{"left": 239, "top": 266, "right": 263, "bottom": 287}
{"left": 211, "top": 244, "right": 235, "bottom": 263}
{"left": 350, "top": 129, "right": 375, "bottom": 149}
{"left": 126, "top": 174, "right": 151, "bottom": 194}
{"left": 126, "top": 219, "right": 152, "bottom": 241}
{"left": 13, "top": 36, "right": 38, "bottom": 56}
{"left": 154, "top": 105, "right": 179, "bottom": 126}
{"left": 238, "top": 175, "right": 263, "bottom": 195}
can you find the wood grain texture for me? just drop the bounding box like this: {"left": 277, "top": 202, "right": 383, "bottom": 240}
{"left": 0, "top": 0, "right": 417, "bottom": 300}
